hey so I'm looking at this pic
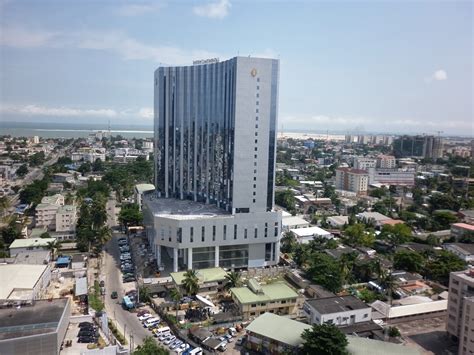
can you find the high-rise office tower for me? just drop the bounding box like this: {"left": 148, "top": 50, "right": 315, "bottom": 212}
{"left": 144, "top": 57, "right": 282, "bottom": 272}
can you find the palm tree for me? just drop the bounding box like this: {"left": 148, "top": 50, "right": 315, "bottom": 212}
{"left": 224, "top": 271, "right": 242, "bottom": 290}
{"left": 44, "top": 239, "right": 61, "bottom": 260}
{"left": 182, "top": 270, "right": 199, "bottom": 295}
{"left": 169, "top": 287, "right": 182, "bottom": 320}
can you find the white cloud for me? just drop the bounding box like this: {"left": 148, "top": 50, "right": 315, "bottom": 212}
{"left": 115, "top": 3, "right": 164, "bottom": 16}
{"left": 138, "top": 107, "right": 153, "bottom": 119}
{"left": 193, "top": 0, "right": 230, "bottom": 19}
{"left": 425, "top": 69, "right": 448, "bottom": 83}
{"left": 0, "top": 104, "right": 118, "bottom": 118}
{"left": 77, "top": 30, "right": 222, "bottom": 65}
{"left": 0, "top": 103, "right": 156, "bottom": 120}
{"left": 0, "top": 26, "right": 57, "bottom": 48}
{"left": 433, "top": 69, "right": 447, "bottom": 81}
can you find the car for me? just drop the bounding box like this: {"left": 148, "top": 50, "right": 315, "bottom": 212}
{"left": 77, "top": 336, "right": 97, "bottom": 343}
{"left": 111, "top": 291, "right": 118, "bottom": 299}
{"left": 164, "top": 336, "right": 176, "bottom": 345}
{"left": 218, "top": 336, "right": 226, "bottom": 342}
{"left": 138, "top": 314, "right": 152, "bottom": 321}
{"left": 159, "top": 332, "right": 171, "bottom": 341}
{"left": 170, "top": 340, "right": 183, "bottom": 349}
{"left": 137, "top": 309, "right": 149, "bottom": 316}
{"left": 99, "top": 280, "right": 105, "bottom": 287}
{"left": 235, "top": 337, "right": 244, "bottom": 346}
{"left": 78, "top": 322, "right": 93, "bottom": 327}
{"left": 78, "top": 331, "right": 97, "bottom": 337}
{"left": 225, "top": 334, "right": 233, "bottom": 342}
{"left": 123, "top": 277, "right": 135, "bottom": 283}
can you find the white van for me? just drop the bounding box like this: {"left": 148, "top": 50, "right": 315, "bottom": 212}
{"left": 154, "top": 326, "right": 170, "bottom": 335}
{"left": 144, "top": 317, "right": 160, "bottom": 327}
{"left": 189, "top": 347, "right": 203, "bottom": 355}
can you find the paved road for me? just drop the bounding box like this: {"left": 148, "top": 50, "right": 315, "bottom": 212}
{"left": 103, "top": 234, "right": 150, "bottom": 351}
{"left": 106, "top": 196, "right": 119, "bottom": 229}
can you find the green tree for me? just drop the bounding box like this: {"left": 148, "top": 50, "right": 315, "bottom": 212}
{"left": 380, "top": 223, "right": 412, "bottom": 247}
{"left": 44, "top": 239, "right": 61, "bottom": 259}
{"left": 77, "top": 162, "right": 92, "bottom": 175}
{"left": 280, "top": 231, "right": 297, "bottom": 254}
{"left": 133, "top": 336, "right": 169, "bottom": 355}
{"left": 182, "top": 270, "right": 199, "bottom": 295}
{"left": 28, "top": 151, "right": 45, "bottom": 167}
{"left": 92, "top": 158, "right": 104, "bottom": 172}
{"left": 169, "top": 288, "right": 182, "bottom": 320}
{"left": 431, "top": 211, "right": 458, "bottom": 231}
{"left": 307, "top": 252, "right": 343, "bottom": 293}
{"left": 301, "top": 323, "right": 349, "bottom": 355}
{"left": 393, "top": 250, "right": 425, "bottom": 273}
{"left": 138, "top": 285, "right": 151, "bottom": 303}
{"left": 16, "top": 164, "right": 29, "bottom": 177}
{"left": 344, "top": 223, "right": 375, "bottom": 247}
{"left": 40, "top": 232, "right": 51, "bottom": 239}
{"left": 424, "top": 250, "right": 467, "bottom": 285}
{"left": 224, "top": 271, "right": 242, "bottom": 290}
{"left": 118, "top": 203, "right": 143, "bottom": 229}
{"left": 275, "top": 190, "right": 296, "bottom": 212}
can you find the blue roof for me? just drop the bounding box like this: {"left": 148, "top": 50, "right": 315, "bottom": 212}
{"left": 56, "top": 256, "right": 71, "bottom": 265}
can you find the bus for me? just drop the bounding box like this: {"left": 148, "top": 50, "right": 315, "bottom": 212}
{"left": 188, "top": 347, "right": 203, "bottom": 355}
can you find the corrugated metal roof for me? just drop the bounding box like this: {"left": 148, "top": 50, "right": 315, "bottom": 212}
{"left": 75, "top": 277, "right": 88, "bottom": 296}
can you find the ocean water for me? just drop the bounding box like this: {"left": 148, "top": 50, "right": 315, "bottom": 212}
{"left": 0, "top": 121, "right": 154, "bottom": 139}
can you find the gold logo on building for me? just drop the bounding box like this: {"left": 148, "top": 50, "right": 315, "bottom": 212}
{"left": 251, "top": 68, "right": 257, "bottom": 77}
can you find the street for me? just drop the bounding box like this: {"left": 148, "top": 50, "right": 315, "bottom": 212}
{"left": 103, "top": 233, "right": 150, "bottom": 351}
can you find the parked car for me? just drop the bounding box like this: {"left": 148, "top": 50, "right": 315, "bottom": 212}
{"left": 225, "top": 334, "right": 233, "bottom": 342}
{"left": 78, "top": 331, "right": 97, "bottom": 337}
{"left": 77, "top": 336, "right": 97, "bottom": 343}
{"left": 159, "top": 332, "right": 171, "bottom": 341}
{"left": 164, "top": 336, "right": 176, "bottom": 345}
{"left": 170, "top": 340, "right": 183, "bottom": 349}
{"left": 111, "top": 291, "right": 118, "bottom": 299}
{"left": 235, "top": 337, "right": 244, "bottom": 346}
{"left": 138, "top": 314, "right": 152, "bottom": 321}
{"left": 78, "top": 322, "right": 93, "bottom": 327}
{"left": 123, "top": 277, "right": 135, "bottom": 283}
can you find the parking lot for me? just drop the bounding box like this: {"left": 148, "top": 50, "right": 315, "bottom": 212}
{"left": 61, "top": 321, "right": 103, "bottom": 354}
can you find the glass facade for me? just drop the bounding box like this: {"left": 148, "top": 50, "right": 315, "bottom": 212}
{"left": 219, "top": 244, "right": 249, "bottom": 269}
{"left": 155, "top": 60, "right": 237, "bottom": 210}
{"left": 192, "top": 246, "right": 215, "bottom": 269}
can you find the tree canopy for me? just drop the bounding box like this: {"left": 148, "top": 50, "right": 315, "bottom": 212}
{"left": 301, "top": 323, "right": 349, "bottom": 355}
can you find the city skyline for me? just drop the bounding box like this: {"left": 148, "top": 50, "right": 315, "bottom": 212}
{"left": 0, "top": 0, "right": 472, "bottom": 136}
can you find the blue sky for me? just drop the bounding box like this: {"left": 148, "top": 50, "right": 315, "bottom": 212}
{"left": 0, "top": 0, "right": 472, "bottom": 135}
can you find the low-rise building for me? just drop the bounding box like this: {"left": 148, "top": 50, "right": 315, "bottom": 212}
{"left": 0, "top": 264, "right": 52, "bottom": 300}
{"left": 52, "top": 173, "right": 74, "bottom": 184}
{"left": 71, "top": 147, "right": 106, "bottom": 163}
{"left": 282, "top": 215, "right": 310, "bottom": 232}
{"left": 451, "top": 223, "right": 474, "bottom": 240}
{"left": 171, "top": 267, "right": 228, "bottom": 294}
{"left": 443, "top": 243, "right": 474, "bottom": 263}
{"left": 230, "top": 279, "right": 299, "bottom": 320}
{"left": 0, "top": 298, "right": 70, "bottom": 355}
{"left": 245, "top": 312, "right": 421, "bottom": 355}
{"left": 290, "top": 226, "right": 332, "bottom": 243}
{"left": 303, "top": 296, "right": 371, "bottom": 326}
{"left": 368, "top": 168, "right": 415, "bottom": 187}
{"left": 9, "top": 238, "right": 56, "bottom": 257}
{"left": 356, "top": 212, "right": 392, "bottom": 227}
{"left": 327, "top": 215, "right": 349, "bottom": 228}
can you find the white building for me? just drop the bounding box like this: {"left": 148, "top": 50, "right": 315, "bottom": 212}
{"left": 327, "top": 215, "right": 349, "bottom": 228}
{"left": 134, "top": 183, "right": 155, "bottom": 211}
{"left": 290, "top": 226, "right": 332, "bottom": 243}
{"left": 376, "top": 155, "right": 396, "bottom": 169}
{"left": 303, "top": 296, "right": 372, "bottom": 326}
{"left": 71, "top": 147, "right": 106, "bottom": 163}
{"left": 368, "top": 168, "right": 415, "bottom": 186}
{"left": 0, "top": 264, "right": 52, "bottom": 300}
{"left": 55, "top": 205, "right": 77, "bottom": 232}
{"left": 282, "top": 215, "right": 310, "bottom": 232}
{"left": 335, "top": 168, "right": 369, "bottom": 195}
{"left": 353, "top": 157, "right": 376, "bottom": 170}
{"left": 9, "top": 238, "right": 56, "bottom": 257}
{"left": 145, "top": 57, "right": 282, "bottom": 272}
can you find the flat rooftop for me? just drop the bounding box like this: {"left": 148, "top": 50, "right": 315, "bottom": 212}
{"left": 0, "top": 298, "right": 68, "bottom": 340}
{"left": 246, "top": 312, "right": 311, "bottom": 347}
{"left": 144, "top": 195, "right": 230, "bottom": 220}
{"left": 9, "top": 238, "right": 56, "bottom": 249}
{"left": 306, "top": 295, "right": 369, "bottom": 314}
{"left": 0, "top": 264, "right": 50, "bottom": 299}
{"left": 231, "top": 282, "right": 298, "bottom": 304}
{"left": 171, "top": 267, "right": 228, "bottom": 285}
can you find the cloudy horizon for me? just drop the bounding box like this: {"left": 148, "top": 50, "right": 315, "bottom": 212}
{"left": 0, "top": 0, "right": 472, "bottom": 136}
